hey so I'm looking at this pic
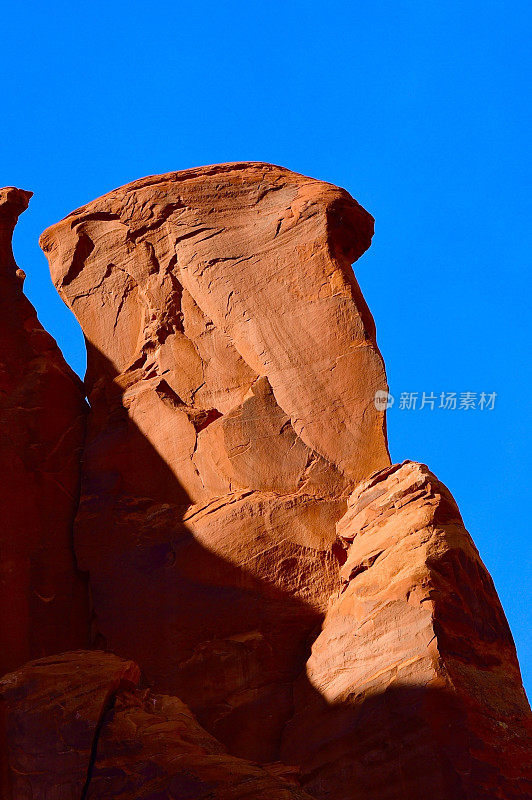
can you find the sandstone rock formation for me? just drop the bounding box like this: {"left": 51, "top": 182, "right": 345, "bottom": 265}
{"left": 0, "top": 188, "right": 89, "bottom": 675}
{"left": 0, "top": 164, "right": 529, "bottom": 800}
{"left": 0, "top": 650, "right": 312, "bottom": 799}
{"left": 281, "top": 461, "right": 532, "bottom": 799}
{"left": 39, "top": 162, "right": 390, "bottom": 760}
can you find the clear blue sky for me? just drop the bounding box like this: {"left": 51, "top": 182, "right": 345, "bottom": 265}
{"left": 4, "top": 2, "right": 530, "bottom": 694}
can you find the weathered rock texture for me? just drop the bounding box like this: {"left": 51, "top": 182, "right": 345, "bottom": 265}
{"left": 0, "top": 650, "right": 313, "bottom": 800}
{"left": 39, "top": 162, "right": 390, "bottom": 760}
{"left": 0, "top": 188, "right": 89, "bottom": 675}
{"left": 282, "top": 461, "right": 532, "bottom": 799}
{"left": 0, "top": 164, "right": 527, "bottom": 800}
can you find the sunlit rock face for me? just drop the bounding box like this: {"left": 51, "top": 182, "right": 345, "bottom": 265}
{"left": 39, "top": 162, "right": 390, "bottom": 760}
{"left": 281, "top": 461, "right": 532, "bottom": 799}
{"left": 0, "top": 164, "right": 527, "bottom": 800}
{"left": 0, "top": 187, "right": 89, "bottom": 676}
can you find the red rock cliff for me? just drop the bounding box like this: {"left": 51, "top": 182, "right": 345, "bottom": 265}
{"left": 0, "top": 188, "right": 89, "bottom": 674}
{"left": 0, "top": 165, "right": 528, "bottom": 800}
{"left": 39, "top": 162, "right": 391, "bottom": 761}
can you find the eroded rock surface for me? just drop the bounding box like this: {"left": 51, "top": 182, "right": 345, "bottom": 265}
{"left": 0, "top": 651, "right": 312, "bottom": 800}
{"left": 39, "top": 162, "right": 390, "bottom": 759}
{"left": 0, "top": 188, "right": 89, "bottom": 675}
{"left": 40, "top": 162, "right": 389, "bottom": 485}
{"left": 7, "top": 163, "right": 526, "bottom": 798}
{"left": 281, "top": 461, "right": 532, "bottom": 799}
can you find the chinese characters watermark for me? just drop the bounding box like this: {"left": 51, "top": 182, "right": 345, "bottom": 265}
{"left": 374, "top": 391, "right": 497, "bottom": 411}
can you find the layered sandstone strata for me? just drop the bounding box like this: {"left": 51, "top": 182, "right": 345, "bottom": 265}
{"left": 0, "top": 188, "right": 89, "bottom": 675}
{"left": 39, "top": 162, "right": 390, "bottom": 759}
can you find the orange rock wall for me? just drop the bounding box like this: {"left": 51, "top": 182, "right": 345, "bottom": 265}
{"left": 0, "top": 166, "right": 529, "bottom": 799}
{"left": 281, "top": 461, "right": 532, "bottom": 799}
{"left": 39, "top": 163, "right": 390, "bottom": 759}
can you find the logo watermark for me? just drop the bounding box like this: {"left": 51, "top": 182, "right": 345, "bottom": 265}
{"left": 374, "top": 391, "right": 497, "bottom": 411}
{"left": 374, "top": 390, "right": 395, "bottom": 411}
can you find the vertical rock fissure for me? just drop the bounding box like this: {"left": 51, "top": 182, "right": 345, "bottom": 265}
{"left": 80, "top": 692, "right": 117, "bottom": 800}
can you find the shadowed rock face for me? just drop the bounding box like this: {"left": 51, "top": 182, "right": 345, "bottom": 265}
{"left": 0, "top": 165, "right": 529, "bottom": 799}
{"left": 0, "top": 188, "right": 89, "bottom": 675}
{"left": 38, "top": 162, "right": 391, "bottom": 759}
{"left": 0, "top": 651, "right": 313, "bottom": 800}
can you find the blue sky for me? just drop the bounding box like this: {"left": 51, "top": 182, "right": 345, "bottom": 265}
{"left": 4, "top": 2, "right": 530, "bottom": 693}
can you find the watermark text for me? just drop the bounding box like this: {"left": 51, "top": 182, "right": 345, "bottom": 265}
{"left": 374, "top": 391, "right": 497, "bottom": 411}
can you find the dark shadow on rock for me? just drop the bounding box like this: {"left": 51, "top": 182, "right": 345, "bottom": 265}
{"left": 281, "top": 681, "right": 532, "bottom": 800}
{"left": 77, "top": 342, "right": 330, "bottom": 765}
{"left": 66, "top": 343, "right": 529, "bottom": 800}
